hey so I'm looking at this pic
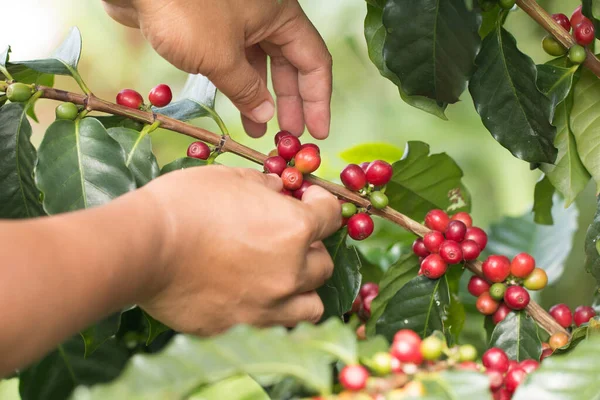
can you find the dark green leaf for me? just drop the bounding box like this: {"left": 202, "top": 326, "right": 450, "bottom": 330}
{"left": 386, "top": 141, "right": 470, "bottom": 222}
{"left": 536, "top": 64, "right": 578, "bottom": 119}
{"left": 339, "top": 142, "right": 403, "bottom": 165}
{"left": 532, "top": 175, "right": 554, "bottom": 225}
{"left": 142, "top": 311, "right": 171, "bottom": 346}
{"left": 189, "top": 376, "right": 269, "bottom": 400}
{"left": 479, "top": 5, "right": 502, "bottom": 38}
{"left": 582, "top": 0, "right": 600, "bottom": 40}
{"left": 447, "top": 291, "right": 466, "bottom": 346}
{"left": 80, "top": 313, "right": 122, "bottom": 358}
{"left": 584, "top": 197, "right": 600, "bottom": 285}
{"left": 0, "top": 103, "right": 45, "bottom": 218}
{"left": 160, "top": 157, "right": 207, "bottom": 175}
{"left": 552, "top": 324, "right": 589, "bottom": 355}
{"left": 107, "top": 127, "right": 159, "bottom": 187}
{"left": 36, "top": 117, "right": 136, "bottom": 214}
{"left": 382, "top": 0, "right": 481, "bottom": 103}
{"left": 154, "top": 74, "right": 217, "bottom": 121}
{"left": 489, "top": 312, "right": 542, "bottom": 361}
{"left": 95, "top": 116, "right": 143, "bottom": 131}
{"left": 418, "top": 370, "right": 492, "bottom": 399}
{"left": 469, "top": 27, "right": 557, "bottom": 163}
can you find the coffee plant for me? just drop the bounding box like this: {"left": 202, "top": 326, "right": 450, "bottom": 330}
{"left": 4, "top": 0, "right": 600, "bottom": 398}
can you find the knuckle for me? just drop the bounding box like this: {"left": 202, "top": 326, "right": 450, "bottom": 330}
{"left": 233, "top": 75, "right": 263, "bottom": 106}
{"left": 308, "top": 300, "right": 324, "bottom": 323}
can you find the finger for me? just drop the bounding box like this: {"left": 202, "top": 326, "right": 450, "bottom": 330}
{"left": 301, "top": 185, "right": 342, "bottom": 242}
{"left": 242, "top": 45, "right": 269, "bottom": 138}
{"left": 234, "top": 168, "right": 282, "bottom": 192}
{"left": 297, "top": 242, "right": 334, "bottom": 293}
{"left": 274, "top": 291, "right": 324, "bottom": 326}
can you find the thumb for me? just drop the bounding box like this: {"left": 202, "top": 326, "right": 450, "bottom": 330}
{"left": 234, "top": 168, "right": 283, "bottom": 192}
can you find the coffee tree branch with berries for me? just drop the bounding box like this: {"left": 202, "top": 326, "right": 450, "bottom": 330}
{"left": 4, "top": 0, "right": 600, "bottom": 399}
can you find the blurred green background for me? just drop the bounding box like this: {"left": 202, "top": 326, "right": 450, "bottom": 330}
{"left": 1, "top": 1, "right": 596, "bottom": 308}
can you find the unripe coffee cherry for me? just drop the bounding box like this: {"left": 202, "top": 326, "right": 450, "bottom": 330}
{"left": 482, "top": 255, "right": 511, "bottom": 283}
{"left": 420, "top": 335, "right": 444, "bottom": 360}
{"left": 467, "top": 276, "right": 491, "bottom": 297}
{"left": 292, "top": 181, "right": 312, "bottom": 200}
{"left": 445, "top": 220, "right": 467, "bottom": 242}
{"left": 277, "top": 135, "right": 302, "bottom": 161}
{"left": 412, "top": 238, "right": 430, "bottom": 258}
{"left": 476, "top": 292, "right": 499, "bottom": 315}
{"left": 369, "top": 191, "right": 389, "bottom": 209}
{"left": 420, "top": 254, "right": 447, "bottom": 279}
{"left": 464, "top": 227, "right": 488, "bottom": 251}
{"left": 510, "top": 252, "right": 535, "bottom": 278}
{"left": 365, "top": 160, "right": 393, "bottom": 186}
{"left": 263, "top": 156, "right": 287, "bottom": 176}
{"left": 281, "top": 167, "right": 303, "bottom": 191}
{"left": 424, "top": 209, "right": 450, "bottom": 232}
{"left": 574, "top": 305, "right": 596, "bottom": 327}
{"left": 6, "top": 83, "right": 33, "bottom": 103}
{"left": 341, "top": 202, "right": 358, "bottom": 218}
{"left": 482, "top": 347, "right": 509, "bottom": 373}
{"left": 116, "top": 89, "right": 144, "bottom": 109}
{"left": 549, "top": 332, "right": 569, "bottom": 350}
{"left": 187, "top": 141, "right": 211, "bottom": 160}
{"left": 493, "top": 302, "right": 511, "bottom": 324}
{"left": 523, "top": 268, "right": 548, "bottom": 290}
{"left": 274, "top": 130, "right": 292, "bottom": 145}
{"left": 574, "top": 19, "right": 595, "bottom": 46}
{"left": 359, "top": 282, "right": 379, "bottom": 299}
{"left": 569, "top": 44, "right": 587, "bottom": 64}
{"left": 542, "top": 35, "right": 567, "bottom": 56}
{"left": 370, "top": 352, "right": 393, "bottom": 375}
{"left": 439, "top": 240, "right": 463, "bottom": 264}
{"left": 552, "top": 13, "right": 572, "bottom": 31}
{"left": 148, "top": 84, "right": 173, "bottom": 107}
{"left": 390, "top": 330, "right": 423, "bottom": 364}
{"left": 347, "top": 213, "right": 374, "bottom": 241}
{"left": 504, "top": 286, "right": 530, "bottom": 310}
{"left": 55, "top": 102, "right": 79, "bottom": 120}
{"left": 340, "top": 164, "right": 367, "bottom": 191}
{"left": 458, "top": 344, "right": 477, "bottom": 362}
{"left": 450, "top": 212, "right": 472, "bottom": 228}
{"left": 549, "top": 304, "right": 573, "bottom": 328}
{"left": 461, "top": 240, "right": 481, "bottom": 261}
{"left": 294, "top": 147, "right": 321, "bottom": 174}
{"left": 423, "top": 231, "right": 445, "bottom": 253}
{"left": 338, "top": 365, "right": 369, "bottom": 391}
{"left": 505, "top": 367, "right": 527, "bottom": 393}
{"left": 489, "top": 283, "right": 507, "bottom": 301}
{"left": 499, "top": 0, "right": 515, "bottom": 10}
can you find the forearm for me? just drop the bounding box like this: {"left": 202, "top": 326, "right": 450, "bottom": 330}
{"left": 0, "top": 189, "right": 165, "bottom": 375}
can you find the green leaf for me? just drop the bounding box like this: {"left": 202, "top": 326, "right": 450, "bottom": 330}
{"left": 375, "top": 275, "right": 452, "bottom": 342}
{"left": 80, "top": 313, "right": 122, "bottom": 358}
{"left": 386, "top": 141, "right": 470, "bottom": 222}
{"left": 358, "top": 335, "right": 390, "bottom": 361}
{"left": 447, "top": 291, "right": 466, "bottom": 346}
{"left": 418, "top": 370, "right": 492, "bottom": 399}
{"left": 366, "top": 254, "right": 421, "bottom": 337}
{"left": 154, "top": 74, "right": 217, "bottom": 121}
{"left": 582, "top": 0, "right": 600, "bottom": 40}
{"left": 552, "top": 324, "right": 589, "bottom": 355}
{"left": 489, "top": 312, "right": 542, "bottom": 361}
{"left": 107, "top": 127, "right": 159, "bottom": 187}
{"left": 469, "top": 26, "right": 557, "bottom": 163}
{"left": 160, "top": 157, "right": 207, "bottom": 175}
{"left": 142, "top": 311, "right": 171, "bottom": 346}
{"left": 72, "top": 319, "right": 354, "bottom": 399}
{"left": 584, "top": 197, "right": 600, "bottom": 284}
{"left": 513, "top": 337, "right": 600, "bottom": 400}
{"left": 339, "top": 142, "right": 403, "bottom": 165}
{"left": 532, "top": 175, "right": 555, "bottom": 225}
{"left": 189, "top": 375, "right": 269, "bottom": 400}
{"left": 364, "top": 4, "right": 447, "bottom": 119}
{"left": 19, "top": 336, "right": 129, "bottom": 400}
{"left": 0, "top": 103, "right": 45, "bottom": 218}
{"left": 479, "top": 6, "right": 502, "bottom": 38}
{"left": 36, "top": 117, "right": 136, "bottom": 214}
{"left": 485, "top": 195, "right": 577, "bottom": 284}
{"left": 536, "top": 64, "right": 578, "bottom": 119}
{"left": 318, "top": 229, "right": 362, "bottom": 320}
{"left": 382, "top": 0, "right": 481, "bottom": 104}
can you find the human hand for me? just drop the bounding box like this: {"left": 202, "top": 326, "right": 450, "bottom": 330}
{"left": 137, "top": 166, "right": 341, "bottom": 335}
{"left": 102, "top": 0, "right": 332, "bottom": 139}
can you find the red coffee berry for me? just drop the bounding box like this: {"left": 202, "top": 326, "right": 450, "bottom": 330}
{"left": 464, "top": 227, "right": 488, "bottom": 251}
{"left": 445, "top": 220, "right": 467, "bottom": 242}
{"left": 116, "top": 89, "right": 144, "bottom": 109}
{"left": 540, "top": 347, "right": 553, "bottom": 361}
{"left": 450, "top": 212, "right": 473, "bottom": 228}
{"left": 549, "top": 332, "right": 569, "bottom": 350}
{"left": 294, "top": 148, "right": 321, "bottom": 174}
{"left": 493, "top": 302, "right": 511, "bottom": 325}
{"left": 552, "top": 13, "right": 571, "bottom": 31}
{"left": 482, "top": 347, "right": 509, "bottom": 373}
{"left": 487, "top": 370, "right": 504, "bottom": 391}
{"left": 571, "top": 5, "right": 586, "bottom": 29}
{"left": 360, "top": 282, "right": 379, "bottom": 299}
{"left": 420, "top": 254, "right": 448, "bottom": 279}
{"left": 519, "top": 359, "right": 540, "bottom": 374}
{"left": 351, "top": 296, "right": 362, "bottom": 314}
{"left": 339, "top": 365, "right": 369, "bottom": 391}
{"left": 263, "top": 156, "right": 287, "bottom": 176}
{"left": 424, "top": 209, "right": 450, "bottom": 232}
{"left": 148, "top": 84, "right": 173, "bottom": 107}
{"left": 187, "top": 141, "right": 211, "bottom": 160}
{"left": 504, "top": 286, "right": 530, "bottom": 310}
{"left": 359, "top": 162, "right": 370, "bottom": 172}
{"left": 340, "top": 164, "right": 367, "bottom": 191}
{"left": 482, "top": 255, "right": 511, "bottom": 283}
{"left": 347, "top": 213, "right": 374, "bottom": 241}
{"left": 507, "top": 359, "right": 519, "bottom": 372}
{"left": 574, "top": 19, "right": 595, "bottom": 46}
{"left": 468, "top": 276, "right": 491, "bottom": 297}
{"left": 439, "top": 240, "right": 463, "bottom": 264}
{"left": 280, "top": 189, "right": 293, "bottom": 196}
{"left": 361, "top": 293, "right": 377, "bottom": 318}
{"left": 281, "top": 167, "right": 303, "bottom": 191}
{"left": 493, "top": 388, "right": 511, "bottom": 400}
{"left": 476, "top": 292, "right": 500, "bottom": 315}
{"left": 574, "top": 305, "right": 596, "bottom": 327}
{"left": 274, "top": 130, "right": 292, "bottom": 146}
{"left": 461, "top": 240, "right": 481, "bottom": 261}
{"left": 510, "top": 252, "right": 536, "bottom": 278}
{"left": 393, "top": 329, "right": 421, "bottom": 345}
{"left": 390, "top": 331, "right": 423, "bottom": 364}
{"left": 505, "top": 367, "right": 527, "bottom": 393}
{"left": 549, "top": 304, "right": 573, "bottom": 328}
{"left": 412, "top": 238, "right": 430, "bottom": 258}
{"left": 365, "top": 160, "right": 393, "bottom": 186}
{"left": 292, "top": 181, "right": 312, "bottom": 200}
{"left": 277, "top": 135, "right": 302, "bottom": 161}
{"left": 423, "top": 231, "right": 445, "bottom": 253}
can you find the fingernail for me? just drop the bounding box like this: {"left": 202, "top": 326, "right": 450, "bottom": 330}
{"left": 251, "top": 101, "right": 274, "bottom": 123}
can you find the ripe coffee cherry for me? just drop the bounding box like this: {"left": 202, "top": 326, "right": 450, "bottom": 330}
{"left": 338, "top": 365, "right": 369, "bottom": 391}
{"left": 439, "top": 240, "right": 463, "bottom": 264}
{"left": 351, "top": 296, "right": 362, "bottom": 314}
{"left": 187, "top": 141, "right": 211, "bottom": 160}
{"left": 445, "top": 220, "right": 467, "bottom": 242}
{"left": 263, "top": 156, "right": 287, "bottom": 176}
{"left": 424, "top": 209, "right": 450, "bottom": 232}
{"left": 461, "top": 240, "right": 481, "bottom": 261}
{"left": 369, "top": 191, "right": 389, "bottom": 209}
{"left": 540, "top": 347, "right": 553, "bottom": 361}
{"left": 274, "top": 130, "right": 292, "bottom": 145}
{"left": 505, "top": 367, "right": 527, "bottom": 393}
{"left": 300, "top": 143, "right": 320, "bottom": 153}
{"left": 574, "top": 305, "right": 596, "bottom": 327}
{"left": 347, "top": 213, "right": 374, "bottom": 241}
{"left": 488, "top": 371, "right": 505, "bottom": 392}
{"left": 281, "top": 167, "right": 303, "bottom": 191}
{"left": 423, "top": 231, "right": 445, "bottom": 253}
{"left": 341, "top": 202, "right": 358, "bottom": 218}
{"left": 148, "top": 84, "right": 173, "bottom": 107}
{"left": 294, "top": 148, "right": 321, "bottom": 174}
{"left": 569, "top": 44, "right": 587, "bottom": 64}
{"left": 504, "top": 286, "right": 530, "bottom": 310}
{"left": 277, "top": 135, "right": 302, "bottom": 161}
{"left": 489, "top": 283, "right": 507, "bottom": 301}
{"left": 552, "top": 13, "right": 572, "bottom": 31}
{"left": 365, "top": 160, "right": 393, "bottom": 186}
{"left": 360, "top": 282, "right": 379, "bottom": 299}
{"left": 482, "top": 255, "right": 511, "bottom": 283}
{"left": 468, "top": 276, "right": 491, "bottom": 297}
{"left": 549, "top": 332, "right": 569, "bottom": 350}
{"left": 519, "top": 359, "right": 540, "bottom": 374}
{"left": 499, "top": 0, "right": 515, "bottom": 10}
{"left": 340, "top": 164, "right": 367, "bottom": 191}
{"left": 450, "top": 212, "right": 472, "bottom": 228}
{"left": 361, "top": 293, "right": 377, "bottom": 318}
{"left": 292, "top": 181, "right": 312, "bottom": 200}
{"left": 493, "top": 302, "right": 511, "bottom": 325}
{"left": 280, "top": 189, "right": 293, "bottom": 196}
{"left": 55, "top": 102, "right": 79, "bottom": 120}
{"left": 359, "top": 162, "right": 370, "bottom": 172}
{"left": 570, "top": 6, "right": 586, "bottom": 30}
{"left": 476, "top": 292, "right": 500, "bottom": 315}
{"left": 412, "top": 238, "right": 430, "bottom": 258}
{"left": 116, "top": 89, "right": 144, "bottom": 109}
{"left": 464, "top": 227, "right": 488, "bottom": 250}
{"left": 420, "top": 254, "right": 447, "bottom": 279}
{"left": 523, "top": 268, "right": 548, "bottom": 290}
{"left": 574, "top": 20, "right": 595, "bottom": 46}
{"left": 390, "top": 330, "right": 423, "bottom": 364}
{"left": 482, "top": 347, "right": 509, "bottom": 373}
{"left": 420, "top": 335, "right": 444, "bottom": 360}
{"left": 458, "top": 344, "right": 478, "bottom": 362}
{"left": 542, "top": 35, "right": 567, "bottom": 56}
{"left": 549, "top": 304, "right": 573, "bottom": 328}
{"left": 511, "top": 252, "right": 535, "bottom": 278}
{"left": 393, "top": 329, "right": 421, "bottom": 346}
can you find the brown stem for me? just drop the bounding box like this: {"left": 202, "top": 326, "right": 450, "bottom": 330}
{"left": 517, "top": 0, "right": 600, "bottom": 77}
{"left": 37, "top": 86, "right": 568, "bottom": 337}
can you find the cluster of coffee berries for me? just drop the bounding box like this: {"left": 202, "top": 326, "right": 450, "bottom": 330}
{"left": 549, "top": 303, "right": 597, "bottom": 330}
{"left": 468, "top": 253, "right": 547, "bottom": 321}
{"left": 479, "top": 347, "right": 539, "bottom": 399}
{"left": 542, "top": 7, "right": 595, "bottom": 64}
{"left": 413, "top": 210, "right": 487, "bottom": 280}
{"left": 351, "top": 282, "right": 379, "bottom": 328}
{"left": 116, "top": 83, "right": 173, "bottom": 110}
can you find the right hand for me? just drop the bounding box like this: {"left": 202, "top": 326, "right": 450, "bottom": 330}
{"left": 136, "top": 166, "right": 341, "bottom": 335}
